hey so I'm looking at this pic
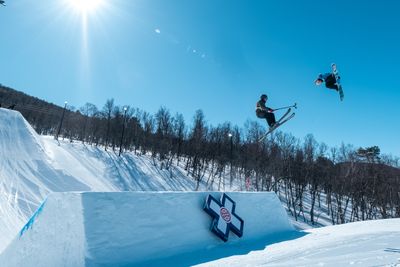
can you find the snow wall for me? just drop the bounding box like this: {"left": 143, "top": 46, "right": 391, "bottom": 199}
{"left": 0, "top": 191, "right": 295, "bottom": 267}
{"left": 0, "top": 108, "right": 102, "bottom": 252}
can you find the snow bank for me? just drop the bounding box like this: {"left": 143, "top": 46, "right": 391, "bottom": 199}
{"left": 0, "top": 191, "right": 294, "bottom": 267}
{"left": 0, "top": 108, "right": 115, "bottom": 252}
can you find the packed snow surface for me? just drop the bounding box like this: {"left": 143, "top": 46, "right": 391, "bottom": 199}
{"left": 196, "top": 218, "right": 400, "bottom": 267}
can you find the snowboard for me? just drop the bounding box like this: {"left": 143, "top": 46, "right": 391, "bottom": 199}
{"left": 331, "top": 63, "right": 344, "bottom": 101}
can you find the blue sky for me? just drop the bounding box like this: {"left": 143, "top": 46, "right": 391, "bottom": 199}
{"left": 1, "top": 0, "right": 399, "bottom": 156}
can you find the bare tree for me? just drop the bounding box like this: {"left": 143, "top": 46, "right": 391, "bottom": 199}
{"left": 102, "top": 99, "right": 115, "bottom": 151}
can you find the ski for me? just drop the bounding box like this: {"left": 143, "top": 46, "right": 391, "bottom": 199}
{"left": 276, "top": 112, "right": 295, "bottom": 127}
{"left": 332, "top": 63, "right": 344, "bottom": 101}
{"left": 258, "top": 109, "right": 294, "bottom": 142}
{"left": 275, "top": 107, "right": 292, "bottom": 124}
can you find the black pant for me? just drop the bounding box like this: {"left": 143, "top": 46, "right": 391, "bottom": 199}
{"left": 256, "top": 110, "right": 276, "bottom": 127}
{"left": 325, "top": 74, "right": 339, "bottom": 91}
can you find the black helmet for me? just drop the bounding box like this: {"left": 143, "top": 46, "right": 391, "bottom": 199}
{"left": 260, "top": 94, "right": 268, "bottom": 100}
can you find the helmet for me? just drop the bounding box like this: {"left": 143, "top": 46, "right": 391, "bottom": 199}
{"left": 260, "top": 94, "right": 268, "bottom": 100}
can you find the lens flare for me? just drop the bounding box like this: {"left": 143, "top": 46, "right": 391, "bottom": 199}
{"left": 68, "top": 0, "right": 103, "bottom": 14}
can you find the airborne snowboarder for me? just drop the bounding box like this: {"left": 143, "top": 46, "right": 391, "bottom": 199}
{"left": 314, "top": 63, "right": 344, "bottom": 101}
{"left": 0, "top": 1, "right": 5, "bottom": 6}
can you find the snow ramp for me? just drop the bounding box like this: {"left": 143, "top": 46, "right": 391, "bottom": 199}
{"left": 0, "top": 191, "right": 295, "bottom": 267}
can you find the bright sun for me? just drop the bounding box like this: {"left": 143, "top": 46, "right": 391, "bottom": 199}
{"left": 68, "top": 0, "right": 103, "bottom": 14}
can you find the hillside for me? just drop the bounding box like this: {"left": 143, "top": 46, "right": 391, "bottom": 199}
{"left": 1, "top": 85, "right": 399, "bottom": 227}
{"left": 1, "top": 102, "right": 400, "bottom": 266}
{"left": 2, "top": 106, "right": 400, "bottom": 251}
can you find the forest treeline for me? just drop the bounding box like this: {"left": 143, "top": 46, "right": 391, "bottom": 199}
{"left": 1, "top": 84, "right": 400, "bottom": 225}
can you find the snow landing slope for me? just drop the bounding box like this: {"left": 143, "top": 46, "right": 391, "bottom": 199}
{"left": 0, "top": 108, "right": 203, "bottom": 252}
{"left": 195, "top": 218, "right": 400, "bottom": 267}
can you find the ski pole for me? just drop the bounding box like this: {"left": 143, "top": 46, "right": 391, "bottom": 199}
{"left": 273, "top": 103, "right": 297, "bottom": 111}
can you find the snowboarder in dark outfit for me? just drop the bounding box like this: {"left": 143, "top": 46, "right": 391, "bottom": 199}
{"left": 315, "top": 73, "right": 340, "bottom": 91}
{"left": 255, "top": 94, "right": 276, "bottom": 128}
{"left": 315, "top": 63, "right": 344, "bottom": 101}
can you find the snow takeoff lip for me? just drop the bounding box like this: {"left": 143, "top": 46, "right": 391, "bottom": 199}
{"left": 0, "top": 191, "right": 295, "bottom": 267}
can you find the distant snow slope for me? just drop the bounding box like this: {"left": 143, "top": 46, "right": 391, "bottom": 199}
{"left": 41, "top": 135, "right": 199, "bottom": 192}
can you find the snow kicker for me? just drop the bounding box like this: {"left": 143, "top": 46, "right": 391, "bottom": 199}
{"left": 0, "top": 192, "right": 295, "bottom": 267}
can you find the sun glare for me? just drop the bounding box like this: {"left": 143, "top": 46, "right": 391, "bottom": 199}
{"left": 68, "top": 0, "right": 103, "bottom": 14}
